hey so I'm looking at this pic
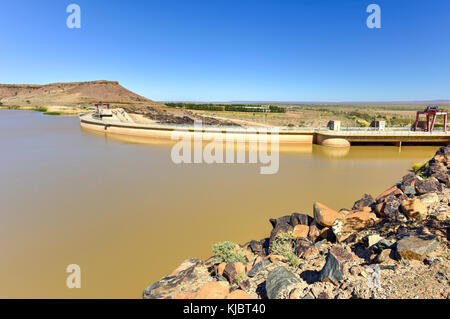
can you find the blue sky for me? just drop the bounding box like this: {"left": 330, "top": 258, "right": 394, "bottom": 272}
{"left": 0, "top": 0, "right": 449, "bottom": 102}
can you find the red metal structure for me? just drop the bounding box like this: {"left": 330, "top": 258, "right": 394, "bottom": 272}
{"left": 413, "top": 106, "right": 448, "bottom": 133}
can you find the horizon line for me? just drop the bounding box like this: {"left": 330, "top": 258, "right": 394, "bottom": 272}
{"left": 157, "top": 99, "right": 450, "bottom": 105}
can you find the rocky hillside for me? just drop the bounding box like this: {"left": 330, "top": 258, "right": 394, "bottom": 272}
{"left": 0, "top": 80, "right": 161, "bottom": 108}
{"left": 143, "top": 146, "right": 450, "bottom": 299}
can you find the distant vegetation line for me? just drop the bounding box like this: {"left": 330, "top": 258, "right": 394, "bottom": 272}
{"left": 164, "top": 102, "right": 286, "bottom": 113}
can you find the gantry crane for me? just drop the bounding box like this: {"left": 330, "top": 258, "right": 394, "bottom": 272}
{"left": 413, "top": 106, "right": 448, "bottom": 133}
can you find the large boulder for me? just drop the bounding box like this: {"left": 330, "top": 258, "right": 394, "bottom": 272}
{"left": 143, "top": 258, "right": 211, "bottom": 299}
{"left": 313, "top": 202, "right": 344, "bottom": 227}
{"left": 332, "top": 211, "right": 378, "bottom": 242}
{"left": 168, "top": 258, "right": 201, "bottom": 276}
{"left": 395, "top": 236, "right": 439, "bottom": 261}
{"left": 418, "top": 192, "right": 440, "bottom": 209}
{"left": 226, "top": 289, "right": 255, "bottom": 299}
{"left": 266, "top": 266, "right": 300, "bottom": 299}
{"left": 194, "top": 281, "right": 231, "bottom": 299}
{"left": 375, "top": 185, "right": 404, "bottom": 203}
{"left": 377, "top": 195, "right": 402, "bottom": 221}
{"left": 318, "top": 246, "right": 353, "bottom": 284}
{"left": 429, "top": 163, "right": 449, "bottom": 184}
{"left": 415, "top": 177, "right": 443, "bottom": 195}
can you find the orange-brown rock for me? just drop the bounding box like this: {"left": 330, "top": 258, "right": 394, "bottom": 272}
{"left": 332, "top": 211, "right": 378, "bottom": 242}
{"left": 374, "top": 202, "right": 384, "bottom": 215}
{"left": 243, "top": 248, "right": 255, "bottom": 262}
{"left": 293, "top": 224, "right": 310, "bottom": 239}
{"left": 303, "top": 247, "right": 319, "bottom": 260}
{"left": 396, "top": 236, "right": 439, "bottom": 261}
{"left": 401, "top": 198, "right": 428, "bottom": 220}
{"left": 308, "top": 221, "right": 320, "bottom": 242}
{"left": 217, "top": 262, "right": 226, "bottom": 276}
{"left": 313, "top": 202, "right": 344, "bottom": 227}
{"left": 349, "top": 265, "right": 360, "bottom": 276}
{"left": 289, "top": 288, "right": 302, "bottom": 299}
{"left": 375, "top": 185, "right": 403, "bottom": 202}
{"left": 361, "top": 206, "right": 372, "bottom": 213}
{"left": 269, "top": 254, "right": 284, "bottom": 263}
{"left": 226, "top": 289, "right": 255, "bottom": 299}
{"left": 173, "top": 292, "right": 197, "bottom": 299}
{"left": 195, "top": 281, "right": 230, "bottom": 299}
{"left": 375, "top": 249, "right": 394, "bottom": 264}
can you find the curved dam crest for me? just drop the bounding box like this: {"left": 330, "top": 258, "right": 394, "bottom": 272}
{"left": 79, "top": 112, "right": 450, "bottom": 147}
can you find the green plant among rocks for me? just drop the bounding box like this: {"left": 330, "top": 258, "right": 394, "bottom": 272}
{"left": 270, "top": 232, "right": 294, "bottom": 256}
{"left": 270, "top": 231, "right": 300, "bottom": 268}
{"left": 212, "top": 241, "right": 246, "bottom": 264}
{"left": 412, "top": 161, "right": 429, "bottom": 177}
{"left": 287, "top": 253, "right": 301, "bottom": 268}
{"left": 234, "top": 272, "right": 247, "bottom": 284}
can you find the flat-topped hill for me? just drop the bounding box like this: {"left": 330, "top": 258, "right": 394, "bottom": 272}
{"left": 0, "top": 80, "right": 161, "bottom": 108}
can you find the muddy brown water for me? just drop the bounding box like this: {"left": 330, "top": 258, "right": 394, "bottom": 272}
{"left": 0, "top": 110, "right": 440, "bottom": 298}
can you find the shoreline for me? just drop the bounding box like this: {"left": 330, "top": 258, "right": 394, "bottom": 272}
{"left": 0, "top": 105, "right": 86, "bottom": 116}
{"left": 143, "top": 146, "right": 450, "bottom": 299}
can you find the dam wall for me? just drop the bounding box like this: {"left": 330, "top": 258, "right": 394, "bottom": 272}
{"left": 79, "top": 113, "right": 314, "bottom": 144}
{"left": 79, "top": 113, "right": 450, "bottom": 147}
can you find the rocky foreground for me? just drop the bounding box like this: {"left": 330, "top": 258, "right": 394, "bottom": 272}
{"left": 143, "top": 146, "right": 450, "bottom": 299}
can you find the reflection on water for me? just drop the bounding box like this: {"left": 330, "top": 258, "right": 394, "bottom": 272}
{"left": 0, "top": 110, "right": 440, "bottom": 298}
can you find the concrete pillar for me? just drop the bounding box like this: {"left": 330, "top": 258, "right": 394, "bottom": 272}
{"left": 327, "top": 120, "right": 341, "bottom": 131}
